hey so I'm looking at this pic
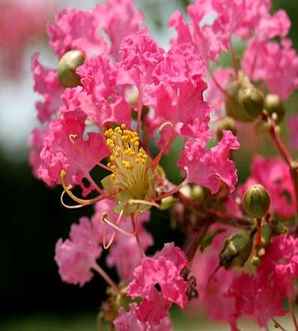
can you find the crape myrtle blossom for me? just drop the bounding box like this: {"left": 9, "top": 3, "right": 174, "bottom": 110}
{"left": 0, "top": 0, "right": 55, "bottom": 78}
{"left": 179, "top": 131, "right": 240, "bottom": 194}
{"left": 55, "top": 217, "right": 102, "bottom": 286}
{"left": 29, "top": 0, "right": 298, "bottom": 330}
{"left": 56, "top": 200, "right": 152, "bottom": 286}
{"left": 191, "top": 228, "right": 298, "bottom": 329}
{"left": 229, "top": 235, "right": 298, "bottom": 327}
{"left": 48, "top": 0, "right": 144, "bottom": 59}
{"left": 114, "top": 305, "right": 173, "bottom": 331}
{"left": 127, "top": 244, "right": 188, "bottom": 324}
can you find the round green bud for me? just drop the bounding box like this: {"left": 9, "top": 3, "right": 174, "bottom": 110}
{"left": 215, "top": 116, "right": 237, "bottom": 141}
{"left": 238, "top": 86, "right": 264, "bottom": 120}
{"left": 226, "top": 81, "right": 253, "bottom": 122}
{"left": 264, "top": 94, "right": 285, "bottom": 123}
{"left": 191, "top": 185, "right": 207, "bottom": 204}
{"left": 58, "top": 50, "right": 85, "bottom": 88}
{"left": 243, "top": 184, "right": 271, "bottom": 218}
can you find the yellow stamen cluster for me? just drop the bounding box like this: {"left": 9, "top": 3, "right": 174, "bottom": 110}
{"left": 105, "top": 125, "right": 148, "bottom": 174}
{"left": 104, "top": 125, "right": 155, "bottom": 214}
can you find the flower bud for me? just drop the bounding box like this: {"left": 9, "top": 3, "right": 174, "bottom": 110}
{"left": 220, "top": 231, "right": 253, "bottom": 269}
{"left": 238, "top": 86, "right": 264, "bottom": 120}
{"left": 226, "top": 81, "right": 252, "bottom": 122}
{"left": 191, "top": 185, "right": 207, "bottom": 204}
{"left": 226, "top": 72, "right": 264, "bottom": 122}
{"left": 160, "top": 196, "right": 177, "bottom": 210}
{"left": 243, "top": 184, "right": 271, "bottom": 218}
{"left": 250, "top": 255, "right": 261, "bottom": 267}
{"left": 264, "top": 94, "right": 285, "bottom": 123}
{"left": 58, "top": 50, "right": 85, "bottom": 88}
{"left": 215, "top": 116, "right": 237, "bottom": 141}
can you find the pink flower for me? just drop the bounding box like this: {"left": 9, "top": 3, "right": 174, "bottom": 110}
{"left": 55, "top": 217, "right": 102, "bottom": 286}
{"left": 37, "top": 111, "right": 109, "bottom": 194}
{"left": 242, "top": 156, "right": 296, "bottom": 218}
{"left": 288, "top": 114, "right": 298, "bottom": 150}
{"left": 230, "top": 272, "right": 286, "bottom": 328}
{"left": 148, "top": 78, "right": 210, "bottom": 152}
{"left": 114, "top": 304, "right": 173, "bottom": 331}
{"left": 179, "top": 131, "right": 240, "bottom": 194}
{"left": 170, "top": 0, "right": 290, "bottom": 65}
{"left": 191, "top": 228, "right": 298, "bottom": 328}
{"left": 107, "top": 229, "right": 153, "bottom": 282}
{"left": 91, "top": 199, "right": 152, "bottom": 281}
{"left": 256, "top": 9, "right": 290, "bottom": 41}
{"left": 206, "top": 68, "right": 234, "bottom": 116}
{"left": 128, "top": 243, "right": 188, "bottom": 324}
{"left": 48, "top": 0, "right": 144, "bottom": 60}
{"left": 260, "top": 235, "right": 298, "bottom": 297}
{"left": 243, "top": 39, "right": 298, "bottom": 100}
{"left": 76, "top": 56, "right": 131, "bottom": 127}
{"left": 144, "top": 42, "right": 210, "bottom": 152}
{"left": 117, "top": 31, "right": 165, "bottom": 111}
{"left": 169, "top": 9, "right": 225, "bottom": 63}
{"left": 0, "top": 0, "right": 54, "bottom": 77}
{"left": 29, "top": 128, "right": 45, "bottom": 179}
{"left": 48, "top": 8, "right": 108, "bottom": 58}
{"left": 32, "top": 54, "right": 63, "bottom": 123}
{"left": 96, "top": 0, "right": 144, "bottom": 59}
{"left": 190, "top": 225, "right": 239, "bottom": 330}
{"left": 229, "top": 235, "right": 298, "bottom": 327}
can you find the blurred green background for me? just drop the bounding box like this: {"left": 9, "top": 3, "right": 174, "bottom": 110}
{"left": 1, "top": 0, "right": 298, "bottom": 330}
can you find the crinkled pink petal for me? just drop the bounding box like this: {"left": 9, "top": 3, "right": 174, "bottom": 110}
{"left": 29, "top": 128, "right": 45, "bottom": 179}
{"left": 128, "top": 243, "right": 188, "bottom": 310}
{"left": 95, "top": 0, "right": 144, "bottom": 59}
{"left": 55, "top": 217, "right": 101, "bottom": 286}
{"left": 37, "top": 112, "right": 109, "bottom": 193}
{"left": 135, "top": 288, "right": 171, "bottom": 324}
{"left": 229, "top": 235, "right": 298, "bottom": 327}
{"left": 179, "top": 131, "right": 240, "bottom": 194}
{"left": 48, "top": 8, "right": 107, "bottom": 58}
{"left": 206, "top": 68, "right": 234, "bottom": 116}
{"left": 243, "top": 39, "right": 298, "bottom": 100}
{"left": 148, "top": 79, "right": 210, "bottom": 152}
{"left": 118, "top": 31, "right": 164, "bottom": 112}
{"left": 107, "top": 228, "right": 153, "bottom": 282}
{"left": 32, "top": 54, "right": 63, "bottom": 123}
{"left": 190, "top": 225, "right": 239, "bottom": 328}
{"left": 77, "top": 56, "right": 131, "bottom": 127}
{"left": 114, "top": 304, "right": 173, "bottom": 331}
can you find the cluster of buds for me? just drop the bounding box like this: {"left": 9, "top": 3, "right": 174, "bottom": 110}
{"left": 29, "top": 0, "right": 298, "bottom": 330}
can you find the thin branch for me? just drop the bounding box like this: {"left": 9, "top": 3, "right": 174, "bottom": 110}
{"left": 92, "top": 264, "right": 120, "bottom": 294}
{"left": 272, "top": 318, "right": 288, "bottom": 331}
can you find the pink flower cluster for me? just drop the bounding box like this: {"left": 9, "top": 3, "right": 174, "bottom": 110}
{"left": 29, "top": 0, "right": 298, "bottom": 330}
{"left": 191, "top": 228, "right": 298, "bottom": 329}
